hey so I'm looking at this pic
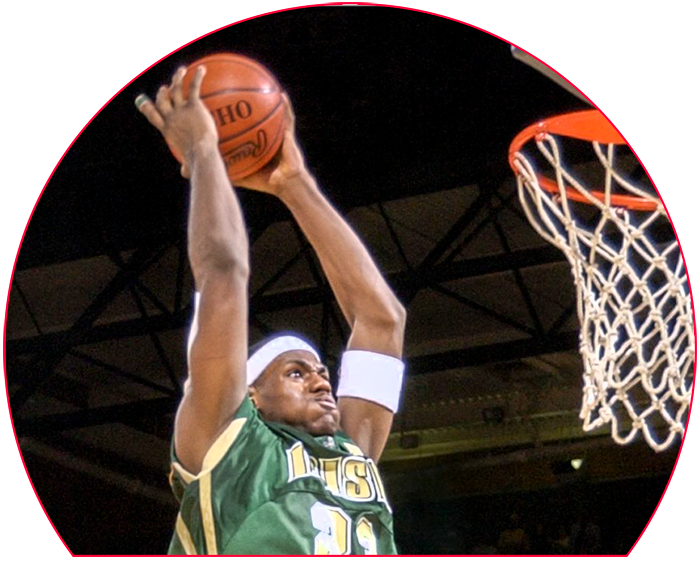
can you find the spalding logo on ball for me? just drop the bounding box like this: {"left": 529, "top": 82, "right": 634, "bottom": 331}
{"left": 179, "top": 53, "right": 286, "bottom": 181}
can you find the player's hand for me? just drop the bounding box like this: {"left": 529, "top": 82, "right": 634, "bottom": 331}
{"left": 234, "top": 94, "right": 309, "bottom": 197}
{"left": 135, "top": 66, "right": 218, "bottom": 178}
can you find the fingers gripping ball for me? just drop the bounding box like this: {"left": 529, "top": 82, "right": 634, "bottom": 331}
{"left": 179, "top": 53, "right": 286, "bottom": 181}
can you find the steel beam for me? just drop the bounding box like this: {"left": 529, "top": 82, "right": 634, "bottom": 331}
{"left": 16, "top": 331, "right": 581, "bottom": 435}
{"left": 407, "top": 330, "right": 580, "bottom": 374}
{"left": 9, "top": 240, "right": 173, "bottom": 411}
{"left": 16, "top": 397, "right": 178, "bottom": 437}
{"left": 7, "top": 246, "right": 565, "bottom": 358}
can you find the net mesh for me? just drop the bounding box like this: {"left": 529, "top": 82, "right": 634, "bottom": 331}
{"left": 510, "top": 122, "right": 694, "bottom": 451}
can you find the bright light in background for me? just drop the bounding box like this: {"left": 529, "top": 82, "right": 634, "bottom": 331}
{"left": 571, "top": 458, "right": 584, "bottom": 470}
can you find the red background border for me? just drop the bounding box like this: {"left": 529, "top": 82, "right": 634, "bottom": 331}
{"left": 12, "top": 2, "right": 688, "bottom": 556}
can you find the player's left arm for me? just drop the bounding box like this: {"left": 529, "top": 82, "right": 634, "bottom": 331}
{"left": 236, "top": 96, "right": 406, "bottom": 462}
{"left": 280, "top": 179, "right": 406, "bottom": 463}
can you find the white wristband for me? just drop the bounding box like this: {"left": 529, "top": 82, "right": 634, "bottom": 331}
{"left": 337, "top": 350, "right": 405, "bottom": 413}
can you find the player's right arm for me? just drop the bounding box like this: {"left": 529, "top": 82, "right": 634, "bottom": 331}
{"left": 236, "top": 96, "right": 405, "bottom": 462}
{"left": 136, "top": 66, "right": 250, "bottom": 474}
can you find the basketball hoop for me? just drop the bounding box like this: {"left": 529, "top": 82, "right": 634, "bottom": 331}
{"left": 509, "top": 110, "right": 694, "bottom": 452}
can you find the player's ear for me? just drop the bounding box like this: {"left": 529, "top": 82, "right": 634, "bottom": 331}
{"left": 248, "top": 386, "right": 260, "bottom": 409}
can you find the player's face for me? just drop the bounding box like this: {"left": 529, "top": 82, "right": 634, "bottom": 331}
{"left": 250, "top": 350, "right": 340, "bottom": 435}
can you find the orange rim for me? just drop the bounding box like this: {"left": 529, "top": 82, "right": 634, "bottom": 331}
{"left": 508, "top": 110, "right": 657, "bottom": 212}
{"left": 534, "top": 176, "right": 658, "bottom": 211}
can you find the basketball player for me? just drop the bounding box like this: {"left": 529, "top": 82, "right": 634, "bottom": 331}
{"left": 136, "top": 65, "right": 406, "bottom": 554}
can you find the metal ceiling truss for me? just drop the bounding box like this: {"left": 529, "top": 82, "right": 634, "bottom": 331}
{"left": 10, "top": 238, "right": 175, "bottom": 413}
{"left": 7, "top": 242, "right": 567, "bottom": 351}
{"left": 9, "top": 184, "right": 576, "bottom": 441}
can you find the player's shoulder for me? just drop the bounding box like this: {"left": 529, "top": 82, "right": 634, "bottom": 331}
{"left": 168, "top": 395, "right": 283, "bottom": 494}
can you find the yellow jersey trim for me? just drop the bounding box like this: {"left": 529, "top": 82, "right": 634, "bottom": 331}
{"left": 199, "top": 472, "right": 217, "bottom": 554}
{"left": 175, "top": 513, "right": 197, "bottom": 555}
{"left": 201, "top": 417, "right": 247, "bottom": 474}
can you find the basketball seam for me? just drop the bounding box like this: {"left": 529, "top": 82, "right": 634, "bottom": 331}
{"left": 218, "top": 99, "right": 285, "bottom": 146}
{"left": 231, "top": 58, "right": 279, "bottom": 84}
{"left": 193, "top": 53, "right": 281, "bottom": 90}
{"left": 201, "top": 87, "right": 279, "bottom": 99}
{"left": 231, "top": 121, "right": 285, "bottom": 178}
{"left": 223, "top": 102, "right": 286, "bottom": 178}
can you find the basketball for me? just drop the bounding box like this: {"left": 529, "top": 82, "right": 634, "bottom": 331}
{"left": 179, "top": 53, "right": 286, "bottom": 181}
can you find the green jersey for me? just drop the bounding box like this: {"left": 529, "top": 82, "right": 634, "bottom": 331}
{"left": 167, "top": 395, "right": 396, "bottom": 554}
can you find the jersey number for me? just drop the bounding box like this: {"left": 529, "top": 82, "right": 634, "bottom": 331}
{"left": 310, "top": 502, "right": 377, "bottom": 555}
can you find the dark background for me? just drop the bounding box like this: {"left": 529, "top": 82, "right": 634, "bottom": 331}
{"left": 5, "top": 5, "right": 684, "bottom": 555}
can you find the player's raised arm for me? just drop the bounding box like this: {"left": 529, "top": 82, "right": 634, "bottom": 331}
{"left": 136, "top": 67, "right": 250, "bottom": 474}
{"left": 236, "top": 96, "right": 406, "bottom": 462}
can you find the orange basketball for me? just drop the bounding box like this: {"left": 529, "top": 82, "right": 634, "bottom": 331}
{"left": 179, "top": 53, "right": 286, "bottom": 181}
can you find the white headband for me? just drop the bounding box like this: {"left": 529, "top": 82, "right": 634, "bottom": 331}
{"left": 247, "top": 335, "right": 321, "bottom": 385}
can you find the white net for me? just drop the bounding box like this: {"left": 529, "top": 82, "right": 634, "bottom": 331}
{"left": 510, "top": 116, "right": 694, "bottom": 452}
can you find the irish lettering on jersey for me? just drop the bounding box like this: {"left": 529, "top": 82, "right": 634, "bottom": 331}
{"left": 284, "top": 441, "right": 390, "bottom": 510}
